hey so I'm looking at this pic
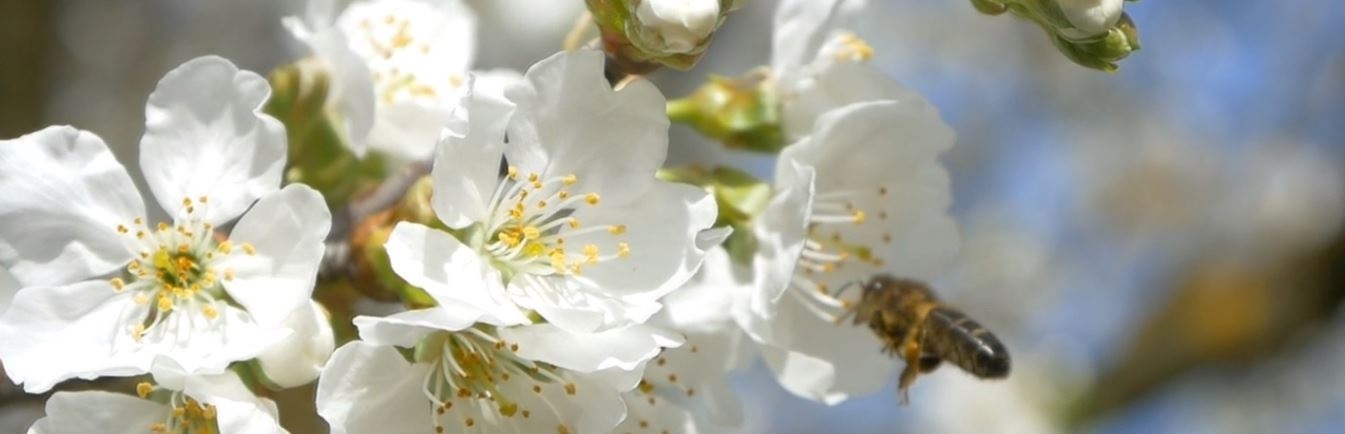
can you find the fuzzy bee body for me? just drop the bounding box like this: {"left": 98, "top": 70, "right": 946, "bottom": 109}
{"left": 849, "top": 274, "right": 1010, "bottom": 403}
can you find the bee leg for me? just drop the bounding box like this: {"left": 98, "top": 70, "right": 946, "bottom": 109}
{"left": 897, "top": 339, "right": 922, "bottom": 406}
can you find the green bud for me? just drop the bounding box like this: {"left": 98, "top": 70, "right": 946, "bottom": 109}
{"left": 974, "top": 0, "right": 1142, "bottom": 72}
{"left": 667, "top": 72, "right": 786, "bottom": 153}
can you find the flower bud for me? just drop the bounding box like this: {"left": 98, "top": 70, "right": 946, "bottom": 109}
{"left": 587, "top": 0, "right": 736, "bottom": 71}
{"left": 634, "top": 0, "right": 721, "bottom": 54}
{"left": 256, "top": 300, "right": 336, "bottom": 388}
{"left": 666, "top": 71, "right": 785, "bottom": 153}
{"left": 1051, "top": 12, "right": 1141, "bottom": 72}
{"left": 1056, "top": 0, "right": 1123, "bottom": 37}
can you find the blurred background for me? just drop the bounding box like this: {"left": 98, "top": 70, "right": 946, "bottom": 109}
{"left": 2, "top": 0, "right": 1343, "bottom": 433}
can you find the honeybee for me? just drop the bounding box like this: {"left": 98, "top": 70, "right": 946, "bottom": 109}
{"left": 843, "top": 274, "right": 1010, "bottom": 404}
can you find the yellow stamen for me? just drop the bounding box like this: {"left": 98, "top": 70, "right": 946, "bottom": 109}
{"left": 617, "top": 242, "right": 631, "bottom": 259}
{"left": 608, "top": 225, "right": 626, "bottom": 235}
{"left": 136, "top": 382, "right": 154, "bottom": 398}
{"left": 585, "top": 193, "right": 600, "bottom": 205}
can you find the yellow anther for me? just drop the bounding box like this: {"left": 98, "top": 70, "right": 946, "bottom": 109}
{"left": 224, "top": 269, "right": 235, "bottom": 281}
{"left": 150, "top": 423, "right": 167, "bottom": 433}
{"left": 217, "top": 241, "right": 232, "bottom": 254}
{"left": 507, "top": 166, "right": 519, "bottom": 180}
{"left": 117, "top": 224, "right": 129, "bottom": 234}
{"left": 528, "top": 173, "right": 540, "bottom": 183}
{"left": 500, "top": 402, "right": 519, "bottom": 417}
{"left": 202, "top": 404, "right": 217, "bottom": 419}
{"left": 157, "top": 294, "right": 173, "bottom": 312}
{"left": 522, "top": 226, "right": 541, "bottom": 240}
{"left": 852, "top": 210, "right": 866, "bottom": 224}
{"left": 199, "top": 196, "right": 208, "bottom": 204}
{"left": 182, "top": 197, "right": 192, "bottom": 208}
{"left": 242, "top": 243, "right": 256, "bottom": 256}
{"left": 562, "top": 174, "right": 577, "bottom": 185}
{"left": 583, "top": 244, "right": 599, "bottom": 264}
{"left": 202, "top": 305, "right": 218, "bottom": 320}
{"left": 550, "top": 251, "right": 568, "bottom": 272}
{"left": 568, "top": 217, "right": 580, "bottom": 229}
{"left": 110, "top": 278, "right": 126, "bottom": 291}
{"left": 135, "top": 231, "right": 145, "bottom": 240}
{"left": 136, "top": 382, "right": 154, "bottom": 398}
{"left": 617, "top": 242, "right": 631, "bottom": 259}
{"left": 585, "top": 193, "right": 600, "bottom": 205}
{"left": 564, "top": 383, "right": 577, "bottom": 395}
{"left": 638, "top": 380, "right": 655, "bottom": 394}
{"left": 523, "top": 241, "right": 546, "bottom": 258}
{"left": 157, "top": 222, "right": 170, "bottom": 232}
{"left": 558, "top": 191, "right": 570, "bottom": 200}
{"left": 465, "top": 417, "right": 476, "bottom": 427}
{"left": 608, "top": 225, "right": 626, "bottom": 235}
{"left": 134, "top": 217, "right": 144, "bottom": 225}
{"left": 834, "top": 32, "right": 874, "bottom": 62}
{"left": 134, "top": 293, "right": 150, "bottom": 305}
{"left": 536, "top": 200, "right": 547, "bottom": 209}
{"left": 132, "top": 324, "right": 146, "bottom": 341}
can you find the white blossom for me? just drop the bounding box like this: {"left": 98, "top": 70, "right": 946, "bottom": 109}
{"left": 285, "top": 0, "right": 479, "bottom": 159}
{"left": 0, "top": 56, "right": 330, "bottom": 393}
{"left": 736, "top": 100, "right": 959, "bottom": 404}
{"left": 29, "top": 359, "right": 285, "bottom": 434}
{"left": 317, "top": 303, "right": 679, "bottom": 434}
{"left": 385, "top": 50, "right": 718, "bottom": 336}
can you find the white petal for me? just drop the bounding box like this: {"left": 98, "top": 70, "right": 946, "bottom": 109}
{"left": 740, "top": 160, "right": 813, "bottom": 327}
{"left": 659, "top": 247, "right": 749, "bottom": 333}
{"left": 317, "top": 342, "right": 434, "bottom": 434}
{"left": 771, "top": 0, "right": 848, "bottom": 76}
{"left": 498, "top": 323, "right": 683, "bottom": 373}
{"left": 504, "top": 50, "right": 670, "bottom": 205}
{"left": 0, "top": 126, "right": 142, "bottom": 286}
{"left": 367, "top": 101, "right": 460, "bottom": 160}
{"left": 353, "top": 308, "right": 479, "bottom": 348}
{"left": 310, "top": 29, "right": 377, "bottom": 156}
{"left": 430, "top": 89, "right": 511, "bottom": 228}
{"left": 384, "top": 222, "right": 528, "bottom": 325}
{"left": 782, "top": 61, "right": 935, "bottom": 139}
{"left": 497, "top": 371, "right": 627, "bottom": 434}
{"left": 183, "top": 370, "right": 287, "bottom": 434}
{"left": 565, "top": 182, "right": 717, "bottom": 304}
{"left": 1058, "top": 0, "right": 1124, "bottom": 35}
{"left": 217, "top": 184, "right": 330, "bottom": 327}
{"left": 756, "top": 289, "right": 892, "bottom": 405}
{"left": 139, "top": 56, "right": 285, "bottom": 224}
{"left": 0, "top": 281, "right": 140, "bottom": 393}
{"left": 140, "top": 303, "right": 285, "bottom": 377}
{"left": 256, "top": 300, "right": 336, "bottom": 388}
{"left": 28, "top": 391, "right": 165, "bottom": 434}
{"left": 635, "top": 0, "right": 721, "bottom": 53}
{"left": 619, "top": 330, "right": 749, "bottom": 433}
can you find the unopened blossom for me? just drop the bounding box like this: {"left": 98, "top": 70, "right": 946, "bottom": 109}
{"left": 385, "top": 50, "right": 717, "bottom": 335}
{"left": 0, "top": 56, "right": 330, "bottom": 393}
{"left": 617, "top": 244, "right": 752, "bottom": 434}
{"left": 736, "top": 100, "right": 959, "bottom": 404}
{"left": 29, "top": 359, "right": 285, "bottom": 434}
{"left": 1056, "top": 0, "right": 1124, "bottom": 37}
{"left": 318, "top": 302, "right": 681, "bottom": 434}
{"left": 285, "top": 0, "right": 480, "bottom": 159}
{"left": 633, "top": 0, "right": 723, "bottom": 54}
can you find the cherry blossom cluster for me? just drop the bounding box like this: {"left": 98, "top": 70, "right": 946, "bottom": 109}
{"left": 0, "top": 0, "right": 1142, "bottom": 432}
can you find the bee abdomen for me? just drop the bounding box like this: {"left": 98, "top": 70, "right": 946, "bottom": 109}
{"left": 922, "top": 307, "right": 1010, "bottom": 378}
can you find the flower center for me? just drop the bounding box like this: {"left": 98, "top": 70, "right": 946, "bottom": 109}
{"left": 416, "top": 328, "right": 575, "bottom": 433}
{"left": 476, "top": 166, "right": 630, "bottom": 278}
{"left": 110, "top": 196, "right": 250, "bottom": 343}
{"left": 137, "top": 381, "right": 219, "bottom": 434}
{"left": 339, "top": 2, "right": 466, "bottom": 105}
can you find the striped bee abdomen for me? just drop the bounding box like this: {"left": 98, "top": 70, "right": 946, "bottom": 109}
{"left": 921, "top": 306, "right": 1011, "bottom": 379}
